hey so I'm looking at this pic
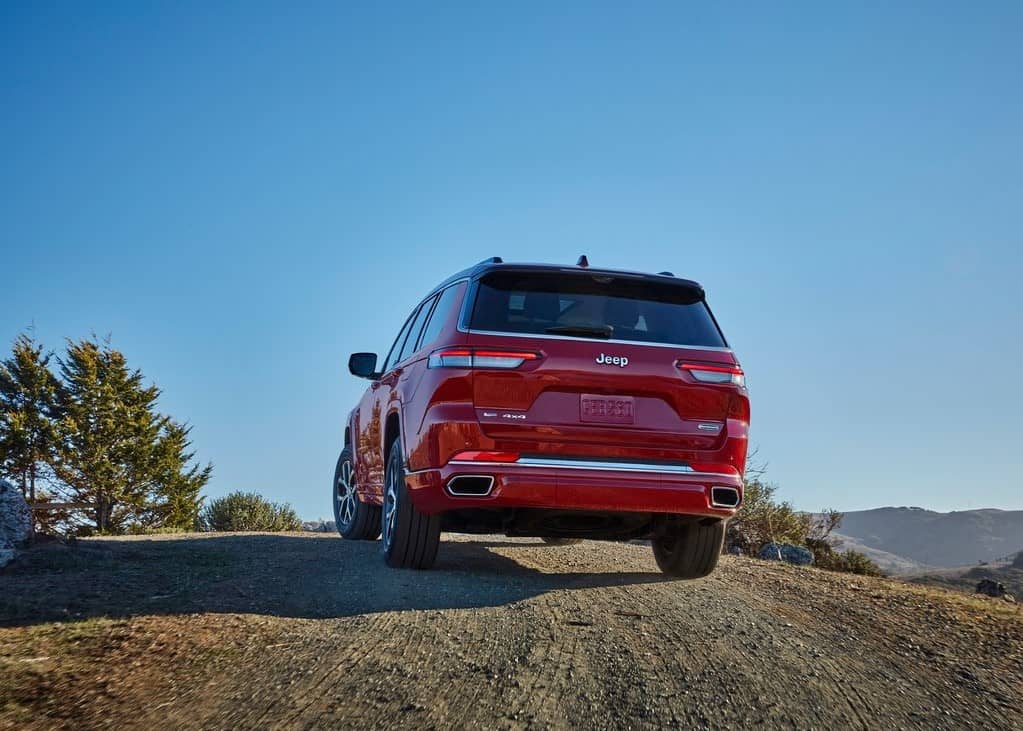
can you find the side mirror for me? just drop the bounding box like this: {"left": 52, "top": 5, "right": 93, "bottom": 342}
{"left": 348, "top": 352, "right": 379, "bottom": 379}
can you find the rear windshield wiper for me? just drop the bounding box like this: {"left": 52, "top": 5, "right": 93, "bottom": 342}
{"left": 545, "top": 324, "right": 613, "bottom": 339}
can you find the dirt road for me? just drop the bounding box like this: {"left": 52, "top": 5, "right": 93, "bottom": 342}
{"left": 2, "top": 532, "right": 1021, "bottom": 729}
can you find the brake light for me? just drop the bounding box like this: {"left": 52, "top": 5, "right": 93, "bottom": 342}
{"left": 450, "top": 450, "right": 521, "bottom": 463}
{"left": 677, "top": 362, "right": 745, "bottom": 387}
{"left": 428, "top": 348, "right": 541, "bottom": 369}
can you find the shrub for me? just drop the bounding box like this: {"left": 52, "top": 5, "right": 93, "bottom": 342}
{"left": 199, "top": 491, "right": 302, "bottom": 532}
{"left": 726, "top": 480, "right": 809, "bottom": 555}
{"left": 806, "top": 538, "right": 884, "bottom": 577}
{"left": 838, "top": 550, "right": 885, "bottom": 577}
{"left": 726, "top": 467, "right": 884, "bottom": 576}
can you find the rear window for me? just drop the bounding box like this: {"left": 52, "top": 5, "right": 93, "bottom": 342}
{"left": 469, "top": 271, "right": 727, "bottom": 348}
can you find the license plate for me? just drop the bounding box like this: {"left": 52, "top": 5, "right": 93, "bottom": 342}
{"left": 580, "top": 394, "right": 634, "bottom": 425}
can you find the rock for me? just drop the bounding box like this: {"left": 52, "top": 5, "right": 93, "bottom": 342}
{"left": 758, "top": 542, "right": 814, "bottom": 566}
{"left": 302, "top": 520, "right": 336, "bottom": 533}
{"left": 976, "top": 579, "right": 1006, "bottom": 598}
{"left": 1, "top": 479, "right": 33, "bottom": 567}
{"left": 1, "top": 478, "right": 32, "bottom": 532}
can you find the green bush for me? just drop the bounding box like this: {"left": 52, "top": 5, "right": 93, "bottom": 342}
{"left": 806, "top": 538, "right": 884, "bottom": 577}
{"left": 726, "top": 469, "right": 884, "bottom": 577}
{"left": 726, "top": 480, "right": 810, "bottom": 555}
{"left": 199, "top": 491, "right": 302, "bottom": 532}
{"left": 838, "top": 550, "right": 885, "bottom": 576}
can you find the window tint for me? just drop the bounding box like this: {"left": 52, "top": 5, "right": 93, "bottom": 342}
{"left": 470, "top": 271, "right": 726, "bottom": 348}
{"left": 382, "top": 306, "right": 419, "bottom": 373}
{"left": 417, "top": 285, "right": 461, "bottom": 351}
{"left": 398, "top": 295, "right": 436, "bottom": 362}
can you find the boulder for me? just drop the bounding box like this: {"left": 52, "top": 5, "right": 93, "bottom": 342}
{"left": 1, "top": 479, "right": 32, "bottom": 545}
{"left": 976, "top": 579, "right": 1007, "bottom": 598}
{"left": 0, "top": 479, "right": 33, "bottom": 568}
{"left": 758, "top": 542, "right": 814, "bottom": 566}
{"left": 302, "top": 520, "right": 337, "bottom": 533}
{"left": 1, "top": 478, "right": 33, "bottom": 568}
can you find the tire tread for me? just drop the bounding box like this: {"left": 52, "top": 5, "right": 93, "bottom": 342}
{"left": 383, "top": 439, "right": 440, "bottom": 569}
{"left": 334, "top": 448, "right": 382, "bottom": 541}
{"left": 652, "top": 520, "right": 724, "bottom": 579}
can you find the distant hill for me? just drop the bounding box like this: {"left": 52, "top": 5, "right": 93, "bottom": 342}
{"left": 827, "top": 532, "right": 934, "bottom": 575}
{"left": 909, "top": 551, "right": 1023, "bottom": 598}
{"left": 835, "top": 507, "right": 1023, "bottom": 567}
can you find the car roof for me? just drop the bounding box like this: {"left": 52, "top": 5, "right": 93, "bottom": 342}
{"left": 431, "top": 258, "right": 705, "bottom": 299}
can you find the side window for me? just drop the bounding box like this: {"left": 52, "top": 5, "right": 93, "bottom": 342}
{"left": 398, "top": 294, "right": 437, "bottom": 363}
{"left": 382, "top": 305, "right": 419, "bottom": 374}
{"left": 417, "top": 285, "right": 461, "bottom": 351}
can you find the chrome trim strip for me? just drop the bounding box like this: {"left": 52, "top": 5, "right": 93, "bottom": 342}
{"left": 448, "top": 457, "right": 736, "bottom": 478}
{"left": 517, "top": 458, "right": 695, "bottom": 473}
{"left": 457, "top": 328, "right": 734, "bottom": 353}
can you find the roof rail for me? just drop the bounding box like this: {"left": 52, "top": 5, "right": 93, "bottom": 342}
{"left": 476, "top": 256, "right": 503, "bottom": 265}
{"left": 658, "top": 271, "right": 675, "bottom": 277}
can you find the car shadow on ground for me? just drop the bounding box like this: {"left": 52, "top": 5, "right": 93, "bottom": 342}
{"left": 0, "top": 533, "right": 669, "bottom": 627}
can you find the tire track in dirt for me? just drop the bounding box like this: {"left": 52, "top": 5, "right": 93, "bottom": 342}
{"left": 270, "top": 613, "right": 400, "bottom": 729}
{"left": 4, "top": 533, "right": 1022, "bottom": 730}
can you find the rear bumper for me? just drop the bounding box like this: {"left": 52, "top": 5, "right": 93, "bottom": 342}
{"left": 404, "top": 458, "right": 742, "bottom": 518}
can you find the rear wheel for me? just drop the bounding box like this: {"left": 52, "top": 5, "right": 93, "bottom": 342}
{"left": 541, "top": 537, "right": 583, "bottom": 545}
{"left": 333, "top": 447, "right": 381, "bottom": 540}
{"left": 382, "top": 439, "right": 441, "bottom": 569}
{"left": 651, "top": 519, "right": 724, "bottom": 579}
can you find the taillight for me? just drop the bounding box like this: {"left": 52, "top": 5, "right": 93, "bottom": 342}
{"left": 428, "top": 348, "right": 541, "bottom": 370}
{"left": 450, "top": 450, "right": 521, "bottom": 463}
{"left": 677, "top": 362, "right": 745, "bottom": 387}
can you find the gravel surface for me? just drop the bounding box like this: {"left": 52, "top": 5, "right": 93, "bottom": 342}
{"left": 2, "top": 532, "right": 1021, "bottom": 729}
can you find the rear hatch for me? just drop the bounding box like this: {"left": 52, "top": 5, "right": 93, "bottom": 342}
{"left": 462, "top": 268, "right": 742, "bottom": 452}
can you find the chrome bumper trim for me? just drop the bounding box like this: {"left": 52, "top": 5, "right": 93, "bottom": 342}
{"left": 447, "top": 457, "right": 736, "bottom": 478}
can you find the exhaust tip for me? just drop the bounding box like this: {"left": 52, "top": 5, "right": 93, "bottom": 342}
{"left": 710, "top": 486, "right": 741, "bottom": 508}
{"left": 447, "top": 475, "right": 495, "bottom": 497}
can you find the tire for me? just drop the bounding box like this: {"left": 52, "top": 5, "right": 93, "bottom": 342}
{"left": 333, "top": 447, "right": 381, "bottom": 540}
{"left": 541, "top": 537, "right": 583, "bottom": 545}
{"left": 651, "top": 519, "right": 725, "bottom": 579}
{"left": 381, "top": 438, "right": 440, "bottom": 569}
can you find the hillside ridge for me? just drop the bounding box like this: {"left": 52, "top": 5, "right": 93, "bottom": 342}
{"left": 825, "top": 506, "right": 1023, "bottom": 568}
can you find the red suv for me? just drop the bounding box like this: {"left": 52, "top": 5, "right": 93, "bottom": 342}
{"left": 334, "top": 257, "right": 748, "bottom": 578}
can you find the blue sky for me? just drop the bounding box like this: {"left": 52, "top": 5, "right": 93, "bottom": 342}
{"left": 2, "top": 2, "right": 1021, "bottom": 518}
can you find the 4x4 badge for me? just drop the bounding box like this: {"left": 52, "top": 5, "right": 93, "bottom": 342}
{"left": 595, "top": 353, "right": 629, "bottom": 367}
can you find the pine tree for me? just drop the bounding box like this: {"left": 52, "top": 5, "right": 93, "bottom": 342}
{"left": 55, "top": 337, "right": 211, "bottom": 534}
{"left": 143, "top": 420, "right": 211, "bottom": 531}
{"left": 0, "top": 332, "right": 61, "bottom": 502}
